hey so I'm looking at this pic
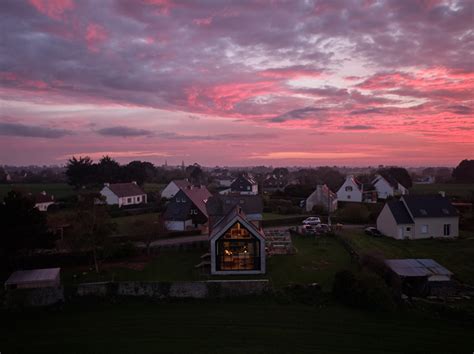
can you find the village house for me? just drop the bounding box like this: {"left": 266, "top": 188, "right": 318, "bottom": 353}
{"left": 372, "top": 173, "right": 409, "bottom": 199}
{"left": 32, "top": 191, "right": 55, "bottom": 211}
{"left": 376, "top": 195, "right": 459, "bottom": 239}
{"left": 336, "top": 175, "right": 377, "bottom": 203}
{"left": 262, "top": 174, "right": 287, "bottom": 192}
{"left": 305, "top": 185, "right": 338, "bottom": 213}
{"left": 209, "top": 206, "right": 266, "bottom": 275}
{"left": 206, "top": 194, "right": 264, "bottom": 230}
{"left": 160, "top": 179, "right": 191, "bottom": 199}
{"left": 100, "top": 182, "right": 147, "bottom": 208}
{"left": 230, "top": 173, "right": 259, "bottom": 195}
{"left": 163, "top": 184, "right": 212, "bottom": 231}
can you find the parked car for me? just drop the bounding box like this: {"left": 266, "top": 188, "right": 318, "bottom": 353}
{"left": 365, "top": 227, "right": 383, "bottom": 237}
{"left": 315, "top": 223, "right": 331, "bottom": 233}
{"left": 303, "top": 216, "right": 321, "bottom": 225}
{"left": 302, "top": 224, "right": 317, "bottom": 235}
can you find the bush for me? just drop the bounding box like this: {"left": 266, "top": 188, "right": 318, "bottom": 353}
{"left": 336, "top": 204, "right": 370, "bottom": 224}
{"left": 332, "top": 269, "right": 396, "bottom": 312}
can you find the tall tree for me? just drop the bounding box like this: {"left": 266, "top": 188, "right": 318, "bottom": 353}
{"left": 452, "top": 159, "right": 474, "bottom": 183}
{"left": 97, "top": 155, "right": 121, "bottom": 184}
{"left": 0, "top": 191, "right": 55, "bottom": 267}
{"left": 68, "top": 193, "right": 115, "bottom": 273}
{"left": 66, "top": 156, "right": 96, "bottom": 188}
{"left": 123, "top": 161, "right": 156, "bottom": 185}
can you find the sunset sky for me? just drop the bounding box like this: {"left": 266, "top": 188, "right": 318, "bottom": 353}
{"left": 1, "top": 0, "right": 473, "bottom": 167}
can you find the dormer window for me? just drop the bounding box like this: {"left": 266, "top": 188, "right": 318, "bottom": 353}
{"left": 442, "top": 208, "right": 450, "bottom": 215}
{"left": 420, "top": 209, "right": 427, "bottom": 216}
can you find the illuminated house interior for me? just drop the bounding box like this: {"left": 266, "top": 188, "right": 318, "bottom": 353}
{"left": 210, "top": 207, "right": 265, "bottom": 275}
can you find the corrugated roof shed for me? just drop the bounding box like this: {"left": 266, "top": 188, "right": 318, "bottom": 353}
{"left": 385, "top": 259, "right": 452, "bottom": 278}
{"left": 5, "top": 268, "right": 60, "bottom": 286}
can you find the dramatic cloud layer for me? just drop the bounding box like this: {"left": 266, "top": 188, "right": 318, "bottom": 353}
{"left": 0, "top": 0, "right": 472, "bottom": 166}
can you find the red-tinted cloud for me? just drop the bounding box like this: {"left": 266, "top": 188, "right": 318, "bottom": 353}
{"left": 28, "top": 0, "right": 74, "bottom": 20}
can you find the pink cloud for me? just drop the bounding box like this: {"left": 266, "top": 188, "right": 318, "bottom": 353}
{"left": 28, "top": 0, "right": 74, "bottom": 20}
{"left": 85, "top": 24, "right": 107, "bottom": 52}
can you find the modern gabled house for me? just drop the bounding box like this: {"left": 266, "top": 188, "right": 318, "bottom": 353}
{"left": 100, "top": 182, "right": 147, "bottom": 208}
{"left": 164, "top": 185, "right": 212, "bottom": 231}
{"left": 372, "top": 173, "right": 409, "bottom": 199}
{"left": 209, "top": 206, "right": 266, "bottom": 275}
{"left": 306, "top": 184, "right": 337, "bottom": 213}
{"left": 160, "top": 179, "right": 191, "bottom": 199}
{"left": 206, "top": 194, "right": 264, "bottom": 229}
{"left": 33, "top": 191, "right": 55, "bottom": 211}
{"left": 377, "top": 195, "right": 459, "bottom": 239}
{"left": 230, "top": 173, "right": 258, "bottom": 195}
{"left": 336, "top": 175, "right": 377, "bottom": 203}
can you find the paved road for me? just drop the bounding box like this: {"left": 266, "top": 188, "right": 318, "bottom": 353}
{"left": 135, "top": 235, "right": 208, "bottom": 248}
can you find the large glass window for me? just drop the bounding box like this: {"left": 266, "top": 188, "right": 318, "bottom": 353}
{"left": 216, "top": 222, "right": 260, "bottom": 271}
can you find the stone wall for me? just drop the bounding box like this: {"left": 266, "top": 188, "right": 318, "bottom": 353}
{"left": 73, "top": 279, "right": 270, "bottom": 299}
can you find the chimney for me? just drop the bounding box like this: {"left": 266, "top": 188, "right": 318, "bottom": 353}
{"left": 439, "top": 191, "right": 446, "bottom": 197}
{"left": 132, "top": 181, "right": 137, "bottom": 185}
{"left": 104, "top": 183, "right": 110, "bottom": 187}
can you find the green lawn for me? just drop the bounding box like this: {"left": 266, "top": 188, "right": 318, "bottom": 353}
{"left": 339, "top": 229, "right": 474, "bottom": 285}
{"left": 1, "top": 300, "right": 473, "bottom": 353}
{"left": 411, "top": 183, "right": 474, "bottom": 199}
{"left": 112, "top": 213, "right": 161, "bottom": 235}
{"left": 0, "top": 183, "right": 75, "bottom": 200}
{"left": 62, "top": 235, "right": 352, "bottom": 290}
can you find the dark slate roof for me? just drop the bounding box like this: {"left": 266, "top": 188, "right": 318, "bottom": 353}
{"left": 107, "top": 182, "right": 145, "bottom": 197}
{"left": 173, "top": 179, "right": 191, "bottom": 189}
{"left": 180, "top": 185, "right": 212, "bottom": 216}
{"left": 387, "top": 200, "right": 414, "bottom": 224}
{"left": 210, "top": 206, "right": 265, "bottom": 240}
{"left": 206, "top": 195, "right": 263, "bottom": 217}
{"left": 402, "top": 195, "right": 458, "bottom": 218}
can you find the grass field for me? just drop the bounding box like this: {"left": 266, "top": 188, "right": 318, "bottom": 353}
{"left": 339, "top": 229, "right": 474, "bottom": 285}
{"left": 1, "top": 300, "right": 473, "bottom": 353}
{"left": 0, "top": 183, "right": 75, "bottom": 200}
{"left": 112, "top": 213, "right": 161, "bottom": 235}
{"left": 411, "top": 183, "right": 474, "bottom": 199}
{"left": 62, "top": 235, "right": 352, "bottom": 290}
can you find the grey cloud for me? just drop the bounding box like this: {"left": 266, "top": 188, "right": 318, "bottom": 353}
{"left": 270, "top": 107, "right": 326, "bottom": 123}
{"left": 0, "top": 122, "right": 72, "bottom": 138}
{"left": 96, "top": 126, "right": 154, "bottom": 137}
{"left": 342, "top": 125, "right": 376, "bottom": 130}
{"left": 350, "top": 108, "right": 385, "bottom": 115}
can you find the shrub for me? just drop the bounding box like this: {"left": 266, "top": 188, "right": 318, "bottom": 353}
{"left": 332, "top": 269, "right": 396, "bottom": 312}
{"left": 336, "top": 204, "right": 370, "bottom": 224}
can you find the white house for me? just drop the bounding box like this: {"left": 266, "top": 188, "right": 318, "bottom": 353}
{"left": 337, "top": 175, "right": 377, "bottom": 203}
{"left": 209, "top": 206, "right": 266, "bottom": 275}
{"left": 33, "top": 191, "right": 55, "bottom": 211}
{"left": 161, "top": 179, "right": 191, "bottom": 199}
{"left": 372, "top": 174, "right": 409, "bottom": 199}
{"left": 100, "top": 182, "right": 147, "bottom": 208}
{"left": 306, "top": 185, "right": 337, "bottom": 213}
{"left": 376, "top": 195, "right": 459, "bottom": 240}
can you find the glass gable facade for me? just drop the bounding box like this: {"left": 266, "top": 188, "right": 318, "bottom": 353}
{"left": 215, "top": 221, "right": 261, "bottom": 271}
